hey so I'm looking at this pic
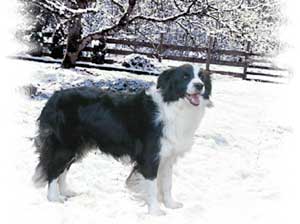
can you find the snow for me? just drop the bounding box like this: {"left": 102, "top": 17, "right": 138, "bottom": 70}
{"left": 6, "top": 60, "right": 296, "bottom": 224}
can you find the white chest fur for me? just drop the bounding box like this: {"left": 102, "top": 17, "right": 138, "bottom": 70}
{"left": 147, "top": 87, "right": 206, "bottom": 160}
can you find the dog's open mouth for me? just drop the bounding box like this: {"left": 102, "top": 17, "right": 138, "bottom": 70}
{"left": 185, "top": 93, "right": 201, "bottom": 106}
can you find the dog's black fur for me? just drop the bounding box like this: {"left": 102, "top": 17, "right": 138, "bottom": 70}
{"left": 34, "top": 88, "right": 164, "bottom": 183}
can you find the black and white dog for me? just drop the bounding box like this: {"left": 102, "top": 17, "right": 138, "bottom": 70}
{"left": 33, "top": 64, "right": 212, "bottom": 215}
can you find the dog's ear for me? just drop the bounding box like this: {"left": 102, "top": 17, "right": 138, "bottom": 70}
{"left": 201, "top": 69, "right": 212, "bottom": 99}
{"left": 157, "top": 68, "right": 179, "bottom": 102}
{"left": 157, "top": 68, "right": 171, "bottom": 89}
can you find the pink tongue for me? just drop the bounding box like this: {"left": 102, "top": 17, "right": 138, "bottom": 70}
{"left": 190, "top": 94, "right": 200, "bottom": 105}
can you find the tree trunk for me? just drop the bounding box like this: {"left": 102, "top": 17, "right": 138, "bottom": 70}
{"left": 62, "top": 0, "right": 90, "bottom": 68}
{"left": 62, "top": 16, "right": 82, "bottom": 68}
{"left": 62, "top": 0, "right": 136, "bottom": 68}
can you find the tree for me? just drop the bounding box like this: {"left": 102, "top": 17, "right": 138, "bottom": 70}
{"left": 16, "top": 0, "right": 58, "bottom": 56}
{"left": 28, "top": 0, "right": 214, "bottom": 67}
{"left": 26, "top": 0, "right": 282, "bottom": 67}
{"left": 61, "top": 0, "right": 96, "bottom": 68}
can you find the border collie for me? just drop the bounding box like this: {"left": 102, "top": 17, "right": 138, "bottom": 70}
{"left": 32, "top": 64, "right": 212, "bottom": 215}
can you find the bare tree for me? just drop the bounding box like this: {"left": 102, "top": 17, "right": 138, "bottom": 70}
{"left": 29, "top": 0, "right": 282, "bottom": 67}
{"left": 30, "top": 0, "right": 213, "bottom": 68}
{"left": 62, "top": 0, "right": 95, "bottom": 68}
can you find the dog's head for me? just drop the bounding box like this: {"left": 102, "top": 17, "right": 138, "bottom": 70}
{"left": 157, "top": 64, "right": 212, "bottom": 107}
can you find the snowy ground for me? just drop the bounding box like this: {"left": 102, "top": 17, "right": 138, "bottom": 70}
{"left": 7, "top": 60, "right": 295, "bottom": 224}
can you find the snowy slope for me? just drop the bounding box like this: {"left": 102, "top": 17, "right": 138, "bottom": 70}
{"left": 9, "top": 60, "right": 294, "bottom": 224}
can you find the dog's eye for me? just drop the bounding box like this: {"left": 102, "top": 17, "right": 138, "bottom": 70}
{"left": 183, "top": 74, "right": 189, "bottom": 80}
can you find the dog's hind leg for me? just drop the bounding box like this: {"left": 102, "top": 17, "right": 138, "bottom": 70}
{"left": 126, "top": 161, "right": 165, "bottom": 216}
{"left": 45, "top": 148, "right": 77, "bottom": 203}
{"left": 47, "top": 178, "right": 67, "bottom": 203}
{"left": 58, "top": 167, "right": 77, "bottom": 198}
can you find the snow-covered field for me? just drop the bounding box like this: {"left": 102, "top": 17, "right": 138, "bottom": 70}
{"left": 4, "top": 60, "right": 297, "bottom": 224}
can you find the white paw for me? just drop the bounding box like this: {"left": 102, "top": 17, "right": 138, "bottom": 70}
{"left": 148, "top": 207, "right": 166, "bottom": 216}
{"left": 164, "top": 200, "right": 183, "bottom": 209}
{"left": 47, "top": 194, "right": 67, "bottom": 203}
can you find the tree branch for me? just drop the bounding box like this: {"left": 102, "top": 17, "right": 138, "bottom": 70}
{"left": 78, "top": 0, "right": 137, "bottom": 51}
{"left": 220, "top": 0, "right": 244, "bottom": 12}
{"left": 176, "top": 21, "right": 196, "bottom": 45}
{"left": 173, "top": 0, "right": 184, "bottom": 12}
{"left": 206, "top": 13, "right": 254, "bottom": 41}
{"left": 77, "top": 0, "right": 211, "bottom": 52}
{"left": 111, "top": 0, "right": 125, "bottom": 13}
{"left": 129, "top": 0, "right": 207, "bottom": 23}
{"left": 31, "top": 0, "right": 99, "bottom": 19}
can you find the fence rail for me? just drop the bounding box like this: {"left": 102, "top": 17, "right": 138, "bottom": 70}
{"left": 38, "top": 33, "right": 289, "bottom": 83}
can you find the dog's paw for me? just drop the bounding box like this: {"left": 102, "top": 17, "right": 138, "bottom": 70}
{"left": 164, "top": 200, "right": 183, "bottom": 209}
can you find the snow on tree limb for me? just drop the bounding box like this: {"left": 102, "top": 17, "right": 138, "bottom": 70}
{"left": 111, "top": 0, "right": 126, "bottom": 13}
{"left": 31, "top": 0, "right": 100, "bottom": 19}
{"left": 22, "top": 0, "right": 282, "bottom": 62}
{"left": 220, "top": 0, "right": 244, "bottom": 12}
{"left": 129, "top": 0, "right": 207, "bottom": 23}
{"left": 78, "top": 0, "right": 211, "bottom": 52}
{"left": 78, "top": 0, "right": 138, "bottom": 52}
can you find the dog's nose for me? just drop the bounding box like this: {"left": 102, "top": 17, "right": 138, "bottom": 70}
{"left": 194, "top": 83, "right": 204, "bottom": 91}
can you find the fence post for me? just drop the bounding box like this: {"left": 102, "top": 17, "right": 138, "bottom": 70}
{"left": 158, "top": 32, "right": 165, "bottom": 62}
{"left": 206, "top": 36, "right": 213, "bottom": 71}
{"left": 243, "top": 41, "right": 251, "bottom": 79}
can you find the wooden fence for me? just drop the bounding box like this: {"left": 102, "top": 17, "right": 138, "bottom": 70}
{"left": 39, "top": 33, "right": 289, "bottom": 83}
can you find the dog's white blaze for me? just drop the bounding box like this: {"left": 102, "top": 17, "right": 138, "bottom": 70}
{"left": 147, "top": 85, "right": 206, "bottom": 159}
{"left": 187, "top": 66, "right": 204, "bottom": 94}
{"left": 147, "top": 81, "right": 206, "bottom": 211}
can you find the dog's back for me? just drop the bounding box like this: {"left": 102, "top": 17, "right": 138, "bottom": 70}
{"left": 33, "top": 87, "right": 161, "bottom": 187}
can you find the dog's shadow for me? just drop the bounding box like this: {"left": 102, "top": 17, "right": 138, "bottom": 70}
{"left": 199, "top": 133, "right": 229, "bottom": 146}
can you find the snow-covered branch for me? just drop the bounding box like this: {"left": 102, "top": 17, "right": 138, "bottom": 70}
{"left": 78, "top": 0, "right": 138, "bottom": 51}
{"left": 176, "top": 21, "right": 196, "bottom": 44}
{"left": 79, "top": 0, "right": 210, "bottom": 52}
{"left": 173, "top": 0, "right": 184, "bottom": 12}
{"left": 20, "top": 0, "right": 282, "bottom": 66}
{"left": 111, "top": 0, "right": 125, "bottom": 13}
{"left": 130, "top": 1, "right": 207, "bottom": 23}
{"left": 31, "top": 0, "right": 99, "bottom": 19}
{"left": 220, "top": 0, "right": 244, "bottom": 12}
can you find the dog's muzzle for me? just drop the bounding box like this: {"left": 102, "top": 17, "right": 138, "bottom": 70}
{"left": 185, "top": 92, "right": 201, "bottom": 106}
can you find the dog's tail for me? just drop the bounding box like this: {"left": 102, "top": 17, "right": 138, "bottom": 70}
{"left": 32, "top": 91, "right": 68, "bottom": 188}
{"left": 32, "top": 163, "right": 47, "bottom": 188}
{"left": 32, "top": 130, "right": 50, "bottom": 188}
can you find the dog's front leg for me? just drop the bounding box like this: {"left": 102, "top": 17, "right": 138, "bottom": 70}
{"left": 144, "top": 178, "right": 166, "bottom": 215}
{"left": 126, "top": 165, "right": 165, "bottom": 215}
{"left": 158, "top": 158, "right": 183, "bottom": 209}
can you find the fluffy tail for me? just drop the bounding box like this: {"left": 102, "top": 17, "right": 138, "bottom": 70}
{"left": 32, "top": 164, "right": 47, "bottom": 188}
{"left": 32, "top": 92, "right": 66, "bottom": 188}
{"left": 32, "top": 129, "right": 51, "bottom": 188}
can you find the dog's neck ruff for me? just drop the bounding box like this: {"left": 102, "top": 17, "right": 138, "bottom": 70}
{"left": 146, "top": 86, "right": 206, "bottom": 159}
